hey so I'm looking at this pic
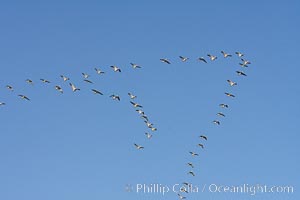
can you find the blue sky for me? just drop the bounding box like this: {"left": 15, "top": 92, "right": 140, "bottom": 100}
{"left": 0, "top": 0, "right": 299, "bottom": 200}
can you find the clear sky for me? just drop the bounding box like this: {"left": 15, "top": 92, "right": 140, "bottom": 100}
{"left": 0, "top": 1, "right": 299, "bottom": 200}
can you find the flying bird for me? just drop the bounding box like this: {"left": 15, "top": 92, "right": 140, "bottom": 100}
{"left": 26, "top": 79, "right": 33, "bottom": 85}
{"left": 110, "top": 66, "right": 121, "bottom": 72}
{"left": 82, "top": 73, "right": 90, "bottom": 79}
{"left": 40, "top": 79, "right": 50, "bottom": 83}
{"left": 130, "top": 63, "right": 141, "bottom": 69}
{"left": 227, "top": 79, "right": 237, "bottom": 86}
{"left": 219, "top": 103, "right": 229, "bottom": 108}
{"left": 189, "top": 151, "right": 199, "bottom": 156}
{"left": 235, "top": 52, "right": 244, "bottom": 57}
{"left": 221, "top": 51, "right": 232, "bottom": 58}
{"left": 160, "top": 58, "right": 171, "bottom": 64}
{"left": 95, "top": 68, "right": 105, "bottom": 74}
{"left": 213, "top": 120, "right": 220, "bottom": 125}
{"left": 6, "top": 85, "right": 14, "bottom": 91}
{"left": 69, "top": 83, "right": 80, "bottom": 92}
{"left": 55, "top": 85, "right": 63, "bottom": 93}
{"left": 83, "top": 79, "right": 93, "bottom": 84}
{"left": 141, "top": 115, "right": 149, "bottom": 121}
{"left": 199, "top": 135, "right": 207, "bottom": 140}
{"left": 0, "top": 102, "right": 5, "bottom": 106}
{"left": 179, "top": 56, "right": 189, "bottom": 62}
{"left": 177, "top": 193, "right": 186, "bottom": 200}
{"left": 198, "top": 57, "right": 207, "bottom": 63}
{"left": 134, "top": 143, "right": 144, "bottom": 150}
{"left": 187, "top": 162, "right": 194, "bottom": 168}
{"left": 128, "top": 93, "right": 137, "bottom": 99}
{"left": 145, "top": 132, "right": 152, "bottom": 139}
{"left": 110, "top": 94, "right": 120, "bottom": 101}
{"left": 188, "top": 171, "right": 195, "bottom": 176}
{"left": 91, "top": 89, "right": 103, "bottom": 95}
{"left": 18, "top": 95, "right": 30, "bottom": 101}
{"left": 207, "top": 54, "right": 217, "bottom": 61}
{"left": 151, "top": 127, "right": 157, "bottom": 131}
{"left": 217, "top": 112, "right": 226, "bottom": 117}
{"left": 136, "top": 109, "right": 145, "bottom": 115}
{"left": 145, "top": 121, "right": 153, "bottom": 128}
{"left": 130, "top": 101, "right": 143, "bottom": 108}
{"left": 225, "top": 92, "right": 235, "bottom": 98}
{"left": 236, "top": 71, "right": 247, "bottom": 76}
{"left": 197, "top": 144, "right": 204, "bottom": 149}
{"left": 60, "top": 75, "right": 70, "bottom": 82}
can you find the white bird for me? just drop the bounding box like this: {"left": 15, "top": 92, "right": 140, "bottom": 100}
{"left": 227, "top": 79, "right": 237, "bottom": 86}
{"left": 136, "top": 109, "right": 145, "bottom": 115}
{"left": 91, "top": 89, "right": 103, "bottom": 95}
{"left": 145, "top": 121, "right": 153, "bottom": 128}
{"left": 134, "top": 143, "right": 144, "bottom": 150}
{"left": 151, "top": 127, "right": 157, "bottom": 131}
{"left": 60, "top": 75, "right": 70, "bottom": 82}
{"left": 221, "top": 51, "right": 232, "bottom": 58}
{"left": 55, "top": 85, "right": 63, "bottom": 93}
{"left": 82, "top": 73, "right": 90, "bottom": 79}
{"left": 145, "top": 132, "right": 152, "bottom": 139}
{"left": 110, "top": 66, "right": 121, "bottom": 72}
{"left": 235, "top": 52, "right": 244, "bottom": 57}
{"left": 179, "top": 56, "right": 189, "bottom": 62}
{"left": 177, "top": 193, "right": 186, "bottom": 200}
{"left": 40, "top": 79, "right": 50, "bottom": 83}
{"left": 160, "top": 58, "right": 171, "bottom": 64}
{"left": 110, "top": 94, "right": 120, "bottom": 101}
{"left": 18, "top": 94, "right": 30, "bottom": 101}
{"left": 217, "top": 112, "right": 226, "bottom": 117}
{"left": 207, "top": 54, "right": 217, "bottom": 61}
{"left": 6, "top": 85, "right": 14, "bottom": 91}
{"left": 219, "top": 103, "right": 229, "bottom": 108}
{"left": 198, "top": 57, "right": 207, "bottom": 63}
{"left": 130, "top": 63, "right": 141, "bottom": 69}
{"left": 236, "top": 71, "right": 247, "bottom": 76}
{"left": 225, "top": 92, "right": 235, "bottom": 98}
{"left": 0, "top": 102, "right": 6, "bottom": 106}
{"left": 95, "top": 68, "right": 105, "bottom": 74}
{"left": 69, "top": 83, "right": 80, "bottom": 92}
{"left": 213, "top": 120, "right": 220, "bottom": 125}
{"left": 130, "top": 101, "right": 143, "bottom": 108}
{"left": 189, "top": 151, "right": 199, "bottom": 156}
{"left": 128, "top": 93, "right": 137, "bottom": 99}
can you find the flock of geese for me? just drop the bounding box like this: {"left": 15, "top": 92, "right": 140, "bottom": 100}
{"left": 0, "top": 50, "right": 251, "bottom": 199}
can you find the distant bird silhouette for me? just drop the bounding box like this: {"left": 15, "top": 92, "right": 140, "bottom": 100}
{"left": 225, "top": 92, "right": 235, "bottom": 98}
{"left": 217, "top": 112, "right": 226, "bottom": 117}
{"left": 179, "top": 56, "right": 189, "bottom": 62}
{"left": 40, "top": 79, "right": 50, "bottom": 83}
{"left": 199, "top": 135, "right": 207, "bottom": 140}
{"left": 110, "top": 94, "right": 120, "bottom": 101}
{"left": 198, "top": 57, "right": 207, "bottom": 63}
{"left": 18, "top": 95, "right": 30, "bottom": 101}
{"left": 145, "top": 132, "right": 152, "bottom": 139}
{"left": 227, "top": 79, "right": 237, "bottom": 86}
{"left": 219, "top": 103, "right": 229, "bottom": 108}
{"left": 128, "top": 93, "right": 137, "bottom": 99}
{"left": 207, "top": 54, "right": 217, "bottom": 61}
{"left": 178, "top": 193, "right": 186, "bottom": 200}
{"left": 213, "top": 120, "right": 220, "bottom": 125}
{"left": 134, "top": 143, "right": 144, "bottom": 150}
{"left": 130, "top": 101, "right": 143, "bottom": 108}
{"left": 187, "top": 162, "right": 194, "bottom": 168}
{"left": 91, "top": 89, "right": 103, "bottom": 95}
{"left": 82, "top": 73, "right": 90, "bottom": 79}
{"left": 60, "top": 75, "right": 70, "bottom": 82}
{"left": 6, "top": 85, "right": 14, "bottom": 91}
{"left": 188, "top": 171, "right": 195, "bottom": 176}
{"left": 95, "top": 68, "right": 105, "bottom": 75}
{"left": 236, "top": 71, "right": 247, "bottom": 76}
{"left": 136, "top": 109, "right": 145, "bottom": 115}
{"left": 83, "top": 79, "right": 93, "bottom": 84}
{"left": 160, "top": 58, "right": 171, "bottom": 64}
{"left": 189, "top": 151, "right": 199, "bottom": 156}
{"left": 110, "top": 66, "right": 121, "bottom": 72}
{"left": 235, "top": 52, "right": 244, "bottom": 57}
{"left": 55, "top": 85, "right": 63, "bottom": 93}
{"left": 69, "top": 83, "right": 80, "bottom": 92}
{"left": 130, "top": 63, "right": 141, "bottom": 69}
{"left": 26, "top": 79, "right": 33, "bottom": 85}
{"left": 0, "top": 102, "right": 5, "bottom": 106}
{"left": 221, "top": 51, "right": 232, "bottom": 58}
{"left": 197, "top": 144, "right": 204, "bottom": 148}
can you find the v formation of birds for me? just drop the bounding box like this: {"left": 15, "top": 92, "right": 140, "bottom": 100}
{"left": 1, "top": 51, "right": 251, "bottom": 199}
